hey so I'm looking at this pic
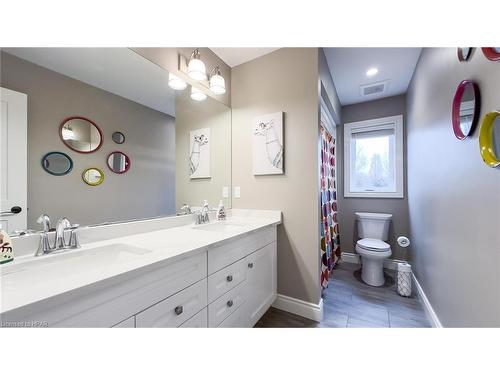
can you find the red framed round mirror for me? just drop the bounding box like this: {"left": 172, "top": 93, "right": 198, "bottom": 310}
{"left": 107, "top": 151, "right": 131, "bottom": 174}
{"left": 59, "top": 116, "right": 103, "bottom": 153}
{"left": 452, "top": 80, "right": 480, "bottom": 140}
{"left": 482, "top": 48, "right": 500, "bottom": 61}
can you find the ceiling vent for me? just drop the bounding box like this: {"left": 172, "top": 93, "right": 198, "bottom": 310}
{"left": 360, "top": 80, "right": 389, "bottom": 97}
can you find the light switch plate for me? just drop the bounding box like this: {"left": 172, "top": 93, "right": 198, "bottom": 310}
{"left": 234, "top": 186, "right": 241, "bottom": 198}
{"left": 222, "top": 186, "right": 229, "bottom": 198}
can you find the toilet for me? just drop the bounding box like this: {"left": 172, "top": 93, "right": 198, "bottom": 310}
{"left": 355, "top": 212, "right": 393, "bottom": 287}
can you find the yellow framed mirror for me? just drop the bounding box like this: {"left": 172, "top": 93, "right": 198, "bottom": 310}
{"left": 478, "top": 111, "right": 500, "bottom": 168}
{"left": 82, "top": 167, "right": 105, "bottom": 186}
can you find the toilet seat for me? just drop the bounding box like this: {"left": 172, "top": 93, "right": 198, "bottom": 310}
{"left": 356, "top": 238, "right": 390, "bottom": 252}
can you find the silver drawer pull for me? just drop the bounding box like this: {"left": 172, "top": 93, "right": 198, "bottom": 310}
{"left": 226, "top": 300, "right": 234, "bottom": 307}
{"left": 248, "top": 262, "right": 254, "bottom": 269}
{"left": 226, "top": 275, "right": 233, "bottom": 282}
{"left": 174, "top": 305, "right": 183, "bottom": 315}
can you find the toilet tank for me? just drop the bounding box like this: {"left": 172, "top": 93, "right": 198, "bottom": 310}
{"left": 355, "top": 212, "right": 392, "bottom": 241}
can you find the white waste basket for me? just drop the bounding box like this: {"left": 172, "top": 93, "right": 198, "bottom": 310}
{"left": 397, "top": 262, "right": 412, "bottom": 297}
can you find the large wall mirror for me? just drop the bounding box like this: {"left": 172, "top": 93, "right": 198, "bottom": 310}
{"left": 0, "top": 48, "right": 232, "bottom": 234}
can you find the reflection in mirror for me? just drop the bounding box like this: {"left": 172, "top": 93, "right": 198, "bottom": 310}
{"left": 82, "top": 168, "right": 104, "bottom": 186}
{"left": 107, "top": 151, "right": 131, "bottom": 174}
{"left": 60, "top": 117, "right": 102, "bottom": 153}
{"left": 112, "top": 131, "right": 125, "bottom": 144}
{"left": 41, "top": 152, "right": 73, "bottom": 176}
{"left": 0, "top": 47, "right": 231, "bottom": 233}
{"left": 495, "top": 48, "right": 500, "bottom": 53}
{"left": 452, "top": 80, "right": 479, "bottom": 140}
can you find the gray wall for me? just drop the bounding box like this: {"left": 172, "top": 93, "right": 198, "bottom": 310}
{"left": 1, "top": 52, "right": 176, "bottom": 229}
{"left": 338, "top": 94, "right": 409, "bottom": 260}
{"left": 231, "top": 48, "right": 322, "bottom": 305}
{"left": 407, "top": 48, "right": 500, "bottom": 327}
{"left": 175, "top": 87, "right": 232, "bottom": 210}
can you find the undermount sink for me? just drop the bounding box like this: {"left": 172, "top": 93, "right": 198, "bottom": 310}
{"left": 192, "top": 221, "right": 246, "bottom": 233}
{"left": 1, "top": 244, "right": 152, "bottom": 276}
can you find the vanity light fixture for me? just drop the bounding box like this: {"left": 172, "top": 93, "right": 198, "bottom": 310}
{"left": 191, "top": 86, "right": 207, "bottom": 101}
{"left": 168, "top": 73, "right": 187, "bottom": 90}
{"left": 366, "top": 67, "right": 378, "bottom": 77}
{"left": 187, "top": 49, "right": 207, "bottom": 81}
{"left": 209, "top": 66, "right": 226, "bottom": 95}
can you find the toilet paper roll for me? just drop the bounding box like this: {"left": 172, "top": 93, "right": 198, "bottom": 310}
{"left": 397, "top": 236, "right": 410, "bottom": 247}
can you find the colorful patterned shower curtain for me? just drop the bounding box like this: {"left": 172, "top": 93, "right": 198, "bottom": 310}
{"left": 320, "top": 125, "right": 341, "bottom": 289}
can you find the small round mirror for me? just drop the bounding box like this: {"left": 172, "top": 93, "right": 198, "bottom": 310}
{"left": 452, "top": 80, "right": 480, "bottom": 140}
{"left": 41, "top": 152, "right": 73, "bottom": 176}
{"left": 479, "top": 111, "right": 500, "bottom": 168}
{"left": 112, "top": 131, "right": 125, "bottom": 144}
{"left": 60, "top": 117, "right": 102, "bottom": 153}
{"left": 82, "top": 167, "right": 104, "bottom": 186}
{"left": 457, "top": 48, "right": 472, "bottom": 61}
{"left": 107, "top": 151, "right": 131, "bottom": 174}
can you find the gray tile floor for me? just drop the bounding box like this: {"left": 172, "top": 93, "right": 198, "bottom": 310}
{"left": 256, "top": 261, "right": 431, "bottom": 328}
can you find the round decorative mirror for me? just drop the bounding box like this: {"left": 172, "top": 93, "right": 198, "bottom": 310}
{"left": 479, "top": 111, "right": 500, "bottom": 168}
{"left": 452, "top": 80, "right": 480, "bottom": 140}
{"left": 457, "top": 48, "right": 472, "bottom": 61}
{"left": 107, "top": 151, "right": 131, "bottom": 174}
{"left": 112, "top": 131, "right": 125, "bottom": 144}
{"left": 482, "top": 48, "right": 500, "bottom": 61}
{"left": 60, "top": 117, "right": 103, "bottom": 153}
{"left": 41, "top": 152, "right": 73, "bottom": 176}
{"left": 82, "top": 167, "right": 105, "bottom": 186}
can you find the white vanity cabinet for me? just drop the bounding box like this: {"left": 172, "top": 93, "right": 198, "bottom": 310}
{"left": 1, "top": 222, "right": 278, "bottom": 328}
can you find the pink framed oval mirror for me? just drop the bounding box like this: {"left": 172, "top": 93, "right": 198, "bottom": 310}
{"left": 107, "top": 151, "right": 131, "bottom": 174}
{"left": 60, "top": 116, "right": 103, "bottom": 153}
{"left": 452, "top": 80, "right": 480, "bottom": 140}
{"left": 482, "top": 48, "right": 500, "bottom": 61}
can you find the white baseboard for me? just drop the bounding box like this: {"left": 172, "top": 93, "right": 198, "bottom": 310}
{"left": 272, "top": 294, "right": 323, "bottom": 322}
{"left": 412, "top": 274, "right": 443, "bottom": 328}
{"left": 341, "top": 252, "right": 403, "bottom": 271}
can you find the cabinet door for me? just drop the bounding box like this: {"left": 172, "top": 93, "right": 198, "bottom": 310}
{"left": 243, "top": 242, "right": 277, "bottom": 327}
{"left": 179, "top": 308, "right": 207, "bottom": 328}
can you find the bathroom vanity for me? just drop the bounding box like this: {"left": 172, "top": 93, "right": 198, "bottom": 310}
{"left": 0, "top": 210, "right": 280, "bottom": 327}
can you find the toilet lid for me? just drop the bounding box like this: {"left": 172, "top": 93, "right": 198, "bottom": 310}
{"left": 357, "top": 238, "right": 390, "bottom": 252}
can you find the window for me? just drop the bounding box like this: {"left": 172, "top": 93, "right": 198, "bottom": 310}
{"left": 344, "top": 115, "right": 404, "bottom": 198}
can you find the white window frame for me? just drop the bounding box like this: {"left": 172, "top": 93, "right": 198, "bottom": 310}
{"left": 343, "top": 114, "right": 404, "bottom": 198}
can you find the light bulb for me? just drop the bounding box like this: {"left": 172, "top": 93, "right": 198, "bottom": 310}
{"left": 366, "top": 67, "right": 378, "bottom": 77}
{"left": 209, "top": 67, "right": 226, "bottom": 95}
{"left": 168, "top": 73, "right": 187, "bottom": 90}
{"left": 188, "top": 49, "right": 207, "bottom": 81}
{"left": 191, "top": 87, "right": 207, "bottom": 101}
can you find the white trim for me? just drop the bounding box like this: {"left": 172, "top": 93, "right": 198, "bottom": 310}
{"left": 272, "top": 294, "right": 323, "bottom": 322}
{"left": 340, "top": 252, "right": 360, "bottom": 264}
{"left": 343, "top": 114, "right": 404, "bottom": 198}
{"left": 412, "top": 274, "right": 443, "bottom": 328}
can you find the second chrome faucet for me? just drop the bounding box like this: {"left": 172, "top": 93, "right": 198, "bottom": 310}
{"left": 35, "top": 214, "right": 80, "bottom": 256}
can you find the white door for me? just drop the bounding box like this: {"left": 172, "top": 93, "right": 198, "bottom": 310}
{"left": 0, "top": 87, "right": 28, "bottom": 233}
{"left": 243, "top": 242, "right": 277, "bottom": 327}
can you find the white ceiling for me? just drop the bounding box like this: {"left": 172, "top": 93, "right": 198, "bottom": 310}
{"left": 210, "top": 48, "right": 280, "bottom": 67}
{"left": 323, "top": 48, "right": 422, "bottom": 106}
{"left": 3, "top": 48, "right": 176, "bottom": 116}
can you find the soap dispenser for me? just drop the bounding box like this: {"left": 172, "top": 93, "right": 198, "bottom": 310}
{"left": 0, "top": 223, "right": 14, "bottom": 265}
{"left": 217, "top": 200, "right": 226, "bottom": 221}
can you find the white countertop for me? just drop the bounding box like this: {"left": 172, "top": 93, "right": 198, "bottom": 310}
{"left": 0, "top": 210, "right": 281, "bottom": 314}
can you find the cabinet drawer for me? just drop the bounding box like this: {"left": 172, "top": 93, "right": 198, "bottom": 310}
{"left": 112, "top": 316, "right": 135, "bottom": 328}
{"left": 179, "top": 307, "right": 207, "bottom": 328}
{"left": 218, "top": 306, "right": 243, "bottom": 328}
{"left": 135, "top": 279, "right": 207, "bottom": 327}
{"left": 208, "top": 281, "right": 246, "bottom": 327}
{"left": 208, "top": 226, "right": 276, "bottom": 274}
{"left": 207, "top": 259, "right": 247, "bottom": 303}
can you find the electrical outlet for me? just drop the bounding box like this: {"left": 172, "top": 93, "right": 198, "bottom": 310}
{"left": 234, "top": 186, "right": 241, "bottom": 198}
{"left": 222, "top": 186, "right": 229, "bottom": 198}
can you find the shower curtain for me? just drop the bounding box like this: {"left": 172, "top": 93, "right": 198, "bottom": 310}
{"left": 320, "top": 125, "right": 341, "bottom": 289}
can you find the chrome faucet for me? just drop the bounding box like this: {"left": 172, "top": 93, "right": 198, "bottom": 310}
{"left": 35, "top": 214, "right": 81, "bottom": 256}
{"left": 195, "top": 200, "right": 211, "bottom": 225}
{"left": 178, "top": 204, "right": 192, "bottom": 216}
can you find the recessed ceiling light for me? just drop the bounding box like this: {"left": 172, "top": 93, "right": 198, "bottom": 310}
{"left": 366, "top": 67, "right": 378, "bottom": 77}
